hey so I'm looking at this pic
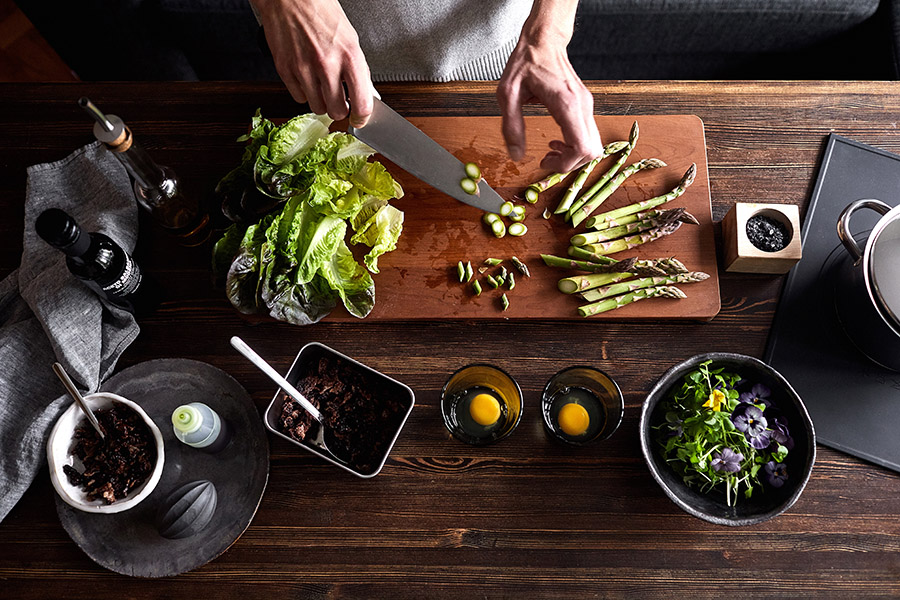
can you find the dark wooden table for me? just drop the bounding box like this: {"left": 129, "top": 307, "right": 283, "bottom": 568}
{"left": 1, "top": 81, "right": 899, "bottom": 598}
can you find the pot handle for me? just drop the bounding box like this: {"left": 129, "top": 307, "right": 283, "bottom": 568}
{"left": 837, "top": 198, "right": 892, "bottom": 263}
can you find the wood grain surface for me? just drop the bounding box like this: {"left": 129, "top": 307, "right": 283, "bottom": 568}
{"left": 1, "top": 81, "right": 900, "bottom": 599}
{"left": 326, "top": 114, "right": 719, "bottom": 321}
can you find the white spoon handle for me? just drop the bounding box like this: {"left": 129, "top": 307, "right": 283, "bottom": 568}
{"left": 229, "top": 336, "right": 322, "bottom": 422}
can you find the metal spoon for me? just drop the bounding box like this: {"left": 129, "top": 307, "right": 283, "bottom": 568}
{"left": 229, "top": 336, "right": 349, "bottom": 464}
{"left": 52, "top": 362, "right": 105, "bottom": 440}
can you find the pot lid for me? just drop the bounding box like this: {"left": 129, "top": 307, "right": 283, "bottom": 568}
{"left": 870, "top": 210, "right": 900, "bottom": 328}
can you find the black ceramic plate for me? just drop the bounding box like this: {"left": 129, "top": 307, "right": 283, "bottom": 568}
{"left": 54, "top": 359, "right": 269, "bottom": 577}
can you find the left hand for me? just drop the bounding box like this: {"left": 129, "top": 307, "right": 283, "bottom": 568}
{"left": 497, "top": 0, "right": 602, "bottom": 173}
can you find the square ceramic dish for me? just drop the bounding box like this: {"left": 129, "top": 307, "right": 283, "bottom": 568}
{"left": 263, "top": 342, "right": 414, "bottom": 478}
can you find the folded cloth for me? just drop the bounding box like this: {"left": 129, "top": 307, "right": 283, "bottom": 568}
{"left": 0, "top": 141, "right": 140, "bottom": 522}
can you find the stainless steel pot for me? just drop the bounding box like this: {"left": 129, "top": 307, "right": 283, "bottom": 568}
{"left": 835, "top": 199, "right": 900, "bottom": 372}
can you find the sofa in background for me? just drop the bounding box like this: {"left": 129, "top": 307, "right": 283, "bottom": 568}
{"left": 16, "top": 0, "right": 900, "bottom": 81}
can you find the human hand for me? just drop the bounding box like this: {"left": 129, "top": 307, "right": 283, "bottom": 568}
{"left": 497, "top": 0, "right": 602, "bottom": 172}
{"left": 251, "top": 0, "right": 374, "bottom": 127}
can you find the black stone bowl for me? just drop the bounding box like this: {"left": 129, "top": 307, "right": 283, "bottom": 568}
{"left": 640, "top": 353, "right": 816, "bottom": 526}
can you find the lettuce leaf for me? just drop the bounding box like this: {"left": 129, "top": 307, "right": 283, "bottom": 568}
{"left": 319, "top": 240, "right": 375, "bottom": 318}
{"left": 350, "top": 204, "right": 404, "bottom": 273}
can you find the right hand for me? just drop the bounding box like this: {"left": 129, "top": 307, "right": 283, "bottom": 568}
{"left": 252, "top": 0, "right": 374, "bottom": 127}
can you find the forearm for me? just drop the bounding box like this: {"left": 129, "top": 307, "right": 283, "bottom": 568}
{"left": 522, "top": 0, "right": 580, "bottom": 46}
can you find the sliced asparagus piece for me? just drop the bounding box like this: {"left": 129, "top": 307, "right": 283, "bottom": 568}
{"left": 465, "top": 261, "right": 474, "bottom": 282}
{"left": 465, "top": 162, "right": 482, "bottom": 181}
{"left": 500, "top": 201, "right": 514, "bottom": 217}
{"left": 511, "top": 256, "right": 530, "bottom": 277}
{"left": 483, "top": 213, "right": 506, "bottom": 238}
{"left": 507, "top": 272, "right": 516, "bottom": 290}
{"left": 579, "top": 222, "right": 683, "bottom": 256}
{"left": 461, "top": 177, "right": 479, "bottom": 195}
{"left": 457, "top": 261, "right": 466, "bottom": 282}
{"left": 578, "top": 285, "right": 687, "bottom": 317}
{"left": 509, "top": 205, "right": 526, "bottom": 222}
{"left": 558, "top": 272, "right": 635, "bottom": 294}
{"left": 570, "top": 158, "right": 667, "bottom": 227}
{"left": 580, "top": 272, "right": 710, "bottom": 302}
{"left": 583, "top": 163, "right": 697, "bottom": 229}
{"left": 525, "top": 187, "right": 540, "bottom": 204}
{"left": 472, "top": 280, "right": 483, "bottom": 296}
{"left": 567, "top": 125, "right": 639, "bottom": 220}
{"left": 508, "top": 222, "right": 527, "bottom": 236}
{"left": 500, "top": 293, "right": 510, "bottom": 311}
{"left": 484, "top": 258, "right": 503, "bottom": 266}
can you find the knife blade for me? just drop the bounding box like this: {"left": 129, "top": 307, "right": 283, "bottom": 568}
{"left": 348, "top": 97, "right": 505, "bottom": 213}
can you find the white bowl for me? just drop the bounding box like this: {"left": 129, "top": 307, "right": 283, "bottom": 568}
{"left": 47, "top": 392, "right": 165, "bottom": 513}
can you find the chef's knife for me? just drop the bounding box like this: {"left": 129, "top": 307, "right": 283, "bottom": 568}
{"left": 348, "top": 97, "right": 505, "bottom": 213}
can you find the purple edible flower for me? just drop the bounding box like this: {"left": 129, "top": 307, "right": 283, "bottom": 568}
{"left": 770, "top": 416, "right": 794, "bottom": 450}
{"left": 733, "top": 404, "right": 772, "bottom": 449}
{"left": 732, "top": 404, "right": 768, "bottom": 437}
{"left": 764, "top": 461, "right": 789, "bottom": 487}
{"left": 739, "top": 383, "right": 772, "bottom": 407}
{"left": 711, "top": 447, "right": 744, "bottom": 473}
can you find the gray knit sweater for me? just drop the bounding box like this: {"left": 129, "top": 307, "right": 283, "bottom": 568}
{"left": 340, "top": 0, "right": 532, "bottom": 81}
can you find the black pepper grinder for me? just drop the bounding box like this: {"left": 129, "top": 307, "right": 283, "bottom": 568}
{"left": 35, "top": 208, "right": 159, "bottom": 315}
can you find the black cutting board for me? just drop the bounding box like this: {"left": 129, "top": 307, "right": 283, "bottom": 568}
{"left": 765, "top": 134, "right": 900, "bottom": 472}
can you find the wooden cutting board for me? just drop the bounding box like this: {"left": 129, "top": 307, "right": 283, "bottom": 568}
{"left": 330, "top": 114, "right": 719, "bottom": 321}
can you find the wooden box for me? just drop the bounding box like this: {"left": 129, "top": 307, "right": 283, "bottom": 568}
{"left": 722, "top": 202, "right": 802, "bottom": 274}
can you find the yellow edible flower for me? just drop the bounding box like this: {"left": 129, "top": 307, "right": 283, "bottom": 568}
{"left": 703, "top": 389, "right": 726, "bottom": 412}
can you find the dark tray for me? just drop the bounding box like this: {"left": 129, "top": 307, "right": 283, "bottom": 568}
{"left": 765, "top": 134, "right": 900, "bottom": 472}
{"left": 55, "top": 358, "right": 269, "bottom": 577}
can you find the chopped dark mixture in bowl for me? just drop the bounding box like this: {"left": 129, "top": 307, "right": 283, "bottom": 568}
{"left": 63, "top": 402, "right": 157, "bottom": 504}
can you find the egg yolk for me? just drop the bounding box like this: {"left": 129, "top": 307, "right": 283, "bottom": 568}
{"left": 558, "top": 402, "right": 590, "bottom": 436}
{"left": 469, "top": 393, "right": 501, "bottom": 426}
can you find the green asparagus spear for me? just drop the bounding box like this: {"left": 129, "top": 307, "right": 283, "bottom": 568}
{"left": 558, "top": 272, "right": 635, "bottom": 294}
{"left": 583, "top": 163, "right": 697, "bottom": 229}
{"left": 571, "top": 208, "right": 695, "bottom": 245}
{"left": 567, "top": 125, "right": 639, "bottom": 220}
{"left": 577, "top": 285, "right": 687, "bottom": 317}
{"left": 579, "top": 222, "right": 683, "bottom": 256}
{"left": 570, "top": 158, "right": 667, "bottom": 227}
{"left": 541, "top": 254, "right": 638, "bottom": 273}
{"left": 554, "top": 142, "right": 629, "bottom": 215}
{"left": 565, "top": 247, "right": 688, "bottom": 275}
{"left": 580, "top": 272, "right": 710, "bottom": 302}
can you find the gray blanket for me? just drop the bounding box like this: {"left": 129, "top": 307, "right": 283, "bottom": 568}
{"left": 0, "top": 141, "right": 140, "bottom": 522}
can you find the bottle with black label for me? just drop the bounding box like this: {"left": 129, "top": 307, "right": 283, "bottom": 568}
{"left": 35, "top": 208, "right": 158, "bottom": 315}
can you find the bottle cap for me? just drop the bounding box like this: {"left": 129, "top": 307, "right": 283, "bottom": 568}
{"left": 172, "top": 404, "right": 203, "bottom": 434}
{"left": 35, "top": 208, "right": 91, "bottom": 256}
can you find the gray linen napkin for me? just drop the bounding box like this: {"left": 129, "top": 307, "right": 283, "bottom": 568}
{"left": 0, "top": 141, "right": 140, "bottom": 522}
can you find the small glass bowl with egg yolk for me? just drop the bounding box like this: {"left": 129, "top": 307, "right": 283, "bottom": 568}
{"left": 441, "top": 364, "right": 523, "bottom": 445}
{"left": 541, "top": 366, "right": 624, "bottom": 446}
